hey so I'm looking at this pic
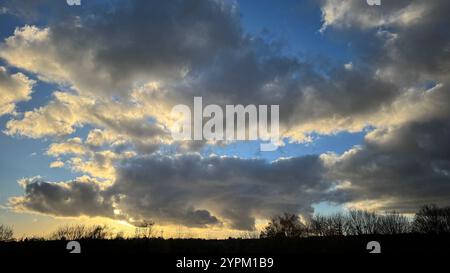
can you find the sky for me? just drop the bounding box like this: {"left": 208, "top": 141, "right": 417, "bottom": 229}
{"left": 0, "top": 0, "right": 450, "bottom": 238}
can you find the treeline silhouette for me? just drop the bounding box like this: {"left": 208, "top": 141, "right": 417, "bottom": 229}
{"left": 1, "top": 205, "right": 450, "bottom": 254}
{"left": 0, "top": 220, "right": 157, "bottom": 242}
{"left": 49, "top": 225, "right": 113, "bottom": 241}
{"left": 261, "top": 205, "right": 450, "bottom": 239}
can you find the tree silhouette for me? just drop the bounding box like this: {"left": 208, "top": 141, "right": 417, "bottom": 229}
{"left": 260, "top": 213, "right": 308, "bottom": 239}
{"left": 378, "top": 212, "right": 411, "bottom": 234}
{"left": 345, "top": 210, "right": 380, "bottom": 235}
{"left": 134, "top": 220, "right": 155, "bottom": 239}
{"left": 310, "top": 213, "right": 345, "bottom": 236}
{"left": 0, "top": 224, "right": 14, "bottom": 241}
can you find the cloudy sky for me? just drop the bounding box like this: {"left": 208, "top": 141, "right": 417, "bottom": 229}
{"left": 0, "top": 0, "right": 449, "bottom": 237}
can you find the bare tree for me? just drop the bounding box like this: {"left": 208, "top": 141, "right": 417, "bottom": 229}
{"left": 345, "top": 210, "right": 380, "bottom": 235}
{"left": 413, "top": 204, "right": 450, "bottom": 234}
{"left": 309, "top": 215, "right": 326, "bottom": 236}
{"left": 310, "top": 213, "right": 345, "bottom": 236}
{"left": 134, "top": 220, "right": 155, "bottom": 239}
{"left": 260, "top": 213, "right": 308, "bottom": 239}
{"left": 378, "top": 212, "right": 411, "bottom": 234}
{"left": 0, "top": 224, "right": 14, "bottom": 241}
{"left": 239, "top": 230, "right": 259, "bottom": 239}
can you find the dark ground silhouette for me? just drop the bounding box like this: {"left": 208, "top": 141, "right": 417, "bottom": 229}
{"left": 1, "top": 234, "right": 450, "bottom": 254}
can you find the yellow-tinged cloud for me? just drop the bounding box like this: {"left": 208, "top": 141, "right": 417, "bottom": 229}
{"left": 49, "top": 160, "right": 64, "bottom": 168}
{"left": 0, "top": 66, "right": 35, "bottom": 116}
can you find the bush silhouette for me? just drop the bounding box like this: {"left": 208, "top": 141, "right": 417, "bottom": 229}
{"left": 49, "top": 224, "right": 111, "bottom": 240}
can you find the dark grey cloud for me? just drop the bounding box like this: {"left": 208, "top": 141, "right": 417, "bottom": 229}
{"left": 2, "top": 0, "right": 448, "bottom": 129}
{"left": 12, "top": 115, "right": 450, "bottom": 226}
{"left": 10, "top": 154, "right": 330, "bottom": 230}
{"left": 314, "top": 0, "right": 450, "bottom": 211}
{"left": 382, "top": 1, "right": 450, "bottom": 81}
{"left": 10, "top": 114, "right": 450, "bottom": 226}
{"left": 10, "top": 176, "right": 114, "bottom": 218}
{"left": 328, "top": 117, "right": 450, "bottom": 212}
{"left": 321, "top": 0, "right": 450, "bottom": 82}
{"left": 1, "top": 0, "right": 241, "bottom": 96}
{"left": 110, "top": 154, "right": 330, "bottom": 229}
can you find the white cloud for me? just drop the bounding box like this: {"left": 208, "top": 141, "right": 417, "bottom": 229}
{"left": 344, "top": 62, "right": 353, "bottom": 70}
